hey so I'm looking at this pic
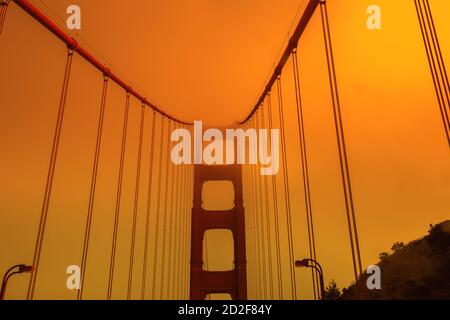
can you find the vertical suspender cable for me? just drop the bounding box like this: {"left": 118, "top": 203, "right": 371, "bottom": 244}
{"left": 127, "top": 104, "right": 146, "bottom": 299}
{"left": 181, "top": 125, "right": 188, "bottom": 298}
{"left": 245, "top": 122, "right": 255, "bottom": 298}
{"left": 319, "top": 0, "right": 363, "bottom": 280}
{"left": 258, "top": 108, "right": 274, "bottom": 299}
{"left": 169, "top": 132, "right": 178, "bottom": 299}
{"left": 78, "top": 75, "right": 109, "bottom": 300}
{"left": 189, "top": 157, "right": 193, "bottom": 296}
{"left": 254, "top": 113, "right": 265, "bottom": 299}
{"left": 160, "top": 121, "right": 173, "bottom": 298}
{"left": 261, "top": 102, "right": 275, "bottom": 299}
{"left": 107, "top": 91, "right": 131, "bottom": 300}
{"left": 243, "top": 139, "right": 255, "bottom": 299}
{"left": 276, "top": 77, "right": 297, "bottom": 299}
{"left": 141, "top": 111, "right": 157, "bottom": 300}
{"left": 182, "top": 144, "right": 190, "bottom": 298}
{"left": 257, "top": 113, "right": 269, "bottom": 299}
{"left": 151, "top": 117, "right": 166, "bottom": 299}
{"left": 27, "top": 48, "right": 74, "bottom": 300}
{"left": 185, "top": 146, "right": 193, "bottom": 298}
{"left": 267, "top": 93, "right": 284, "bottom": 299}
{"left": 414, "top": 0, "right": 450, "bottom": 146}
{"left": 292, "top": 49, "right": 319, "bottom": 299}
{"left": 422, "top": 0, "right": 450, "bottom": 105}
{"left": 173, "top": 143, "right": 184, "bottom": 298}
{"left": 247, "top": 121, "right": 255, "bottom": 297}
{"left": 248, "top": 151, "right": 255, "bottom": 298}
{"left": 242, "top": 155, "right": 250, "bottom": 298}
{"left": 167, "top": 124, "right": 178, "bottom": 299}
{"left": 178, "top": 130, "right": 187, "bottom": 298}
{"left": 250, "top": 118, "right": 263, "bottom": 299}
{"left": 177, "top": 127, "right": 190, "bottom": 298}
{"left": 243, "top": 122, "right": 250, "bottom": 297}
{"left": 173, "top": 141, "right": 183, "bottom": 299}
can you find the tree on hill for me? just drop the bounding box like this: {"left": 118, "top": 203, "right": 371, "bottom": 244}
{"left": 379, "top": 252, "right": 389, "bottom": 260}
{"left": 341, "top": 220, "right": 450, "bottom": 300}
{"left": 391, "top": 241, "right": 405, "bottom": 252}
{"left": 324, "top": 280, "right": 341, "bottom": 300}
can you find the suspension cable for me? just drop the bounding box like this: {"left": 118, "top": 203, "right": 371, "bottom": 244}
{"left": 151, "top": 116, "right": 166, "bottom": 299}
{"left": 188, "top": 155, "right": 194, "bottom": 298}
{"left": 244, "top": 121, "right": 255, "bottom": 298}
{"left": 261, "top": 102, "right": 276, "bottom": 299}
{"left": 178, "top": 129, "right": 188, "bottom": 298}
{"left": 183, "top": 149, "right": 191, "bottom": 298}
{"left": 242, "top": 156, "right": 250, "bottom": 297}
{"left": 141, "top": 110, "right": 157, "bottom": 300}
{"left": 292, "top": 49, "right": 319, "bottom": 299}
{"left": 246, "top": 122, "right": 254, "bottom": 298}
{"left": 250, "top": 117, "right": 264, "bottom": 299}
{"left": 186, "top": 144, "right": 193, "bottom": 298}
{"left": 171, "top": 140, "right": 181, "bottom": 300}
{"left": 276, "top": 77, "right": 297, "bottom": 299}
{"left": 78, "top": 75, "right": 109, "bottom": 300}
{"left": 319, "top": 0, "right": 363, "bottom": 281}
{"left": 414, "top": 0, "right": 450, "bottom": 146}
{"left": 243, "top": 142, "right": 255, "bottom": 299}
{"left": 257, "top": 108, "right": 273, "bottom": 299}
{"left": 107, "top": 91, "right": 130, "bottom": 299}
{"left": 267, "top": 93, "right": 284, "bottom": 299}
{"left": 174, "top": 140, "right": 185, "bottom": 298}
{"left": 422, "top": 0, "right": 450, "bottom": 104}
{"left": 254, "top": 113, "right": 264, "bottom": 299}
{"left": 127, "top": 103, "right": 146, "bottom": 299}
{"left": 177, "top": 126, "right": 190, "bottom": 299}
{"left": 181, "top": 126, "right": 188, "bottom": 298}
{"left": 160, "top": 121, "right": 174, "bottom": 298}
{"left": 11, "top": 0, "right": 191, "bottom": 125}
{"left": 167, "top": 123, "right": 179, "bottom": 299}
{"left": 27, "top": 48, "right": 74, "bottom": 300}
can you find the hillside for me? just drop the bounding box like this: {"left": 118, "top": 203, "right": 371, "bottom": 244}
{"left": 341, "top": 220, "right": 450, "bottom": 300}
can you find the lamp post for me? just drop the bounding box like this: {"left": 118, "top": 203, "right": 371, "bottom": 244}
{"left": 295, "top": 258, "right": 325, "bottom": 300}
{"left": 0, "top": 264, "right": 34, "bottom": 300}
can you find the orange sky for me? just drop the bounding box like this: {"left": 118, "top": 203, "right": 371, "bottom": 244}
{"left": 0, "top": 0, "right": 449, "bottom": 300}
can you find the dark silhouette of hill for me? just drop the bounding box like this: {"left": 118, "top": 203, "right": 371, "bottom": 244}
{"left": 341, "top": 220, "right": 450, "bottom": 300}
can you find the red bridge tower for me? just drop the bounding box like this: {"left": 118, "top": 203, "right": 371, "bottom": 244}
{"left": 190, "top": 164, "right": 247, "bottom": 300}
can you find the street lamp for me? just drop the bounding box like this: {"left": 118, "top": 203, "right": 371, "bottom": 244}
{"left": 295, "top": 258, "right": 325, "bottom": 300}
{"left": 0, "top": 264, "right": 34, "bottom": 300}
